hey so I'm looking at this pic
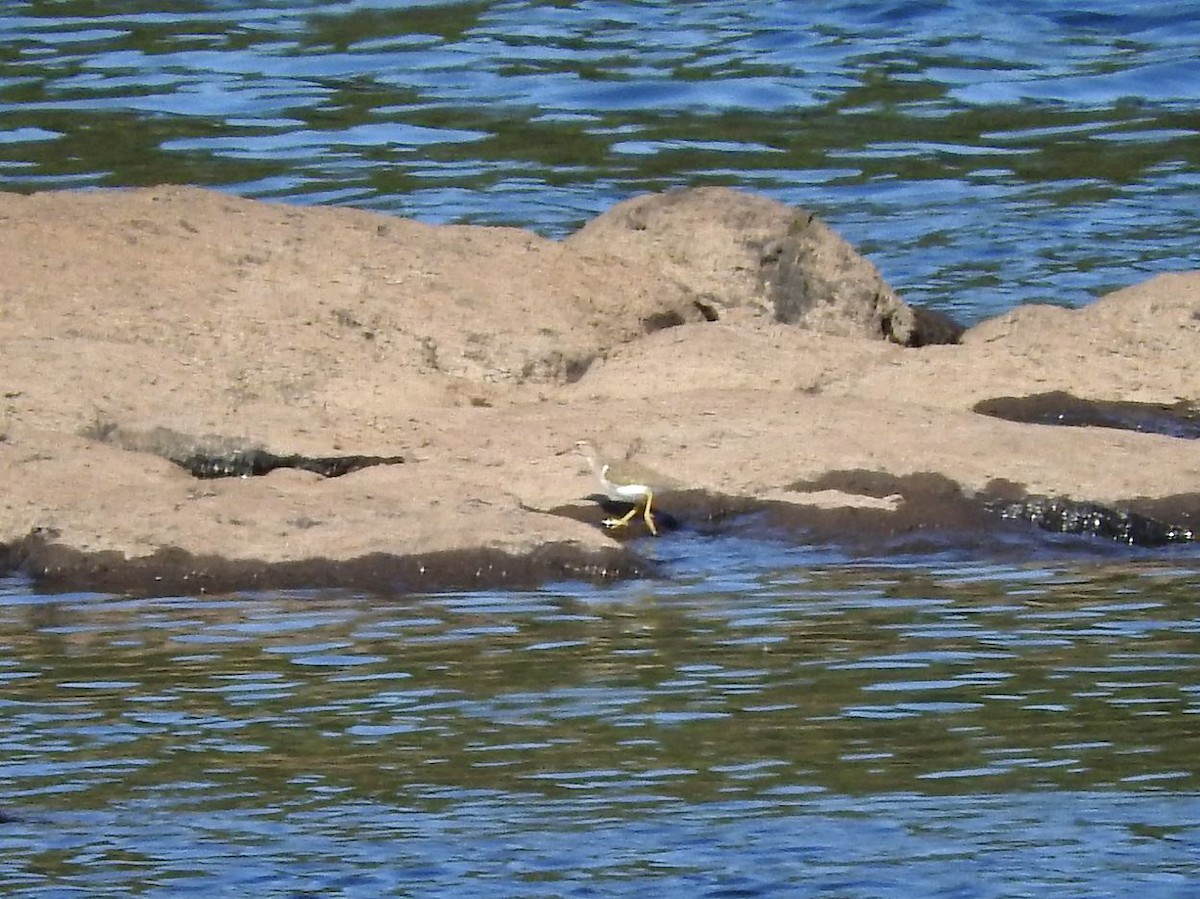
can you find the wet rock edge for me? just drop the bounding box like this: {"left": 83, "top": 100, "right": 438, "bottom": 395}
{"left": 6, "top": 473, "right": 1197, "bottom": 596}
{"left": 0, "top": 535, "right": 653, "bottom": 597}
{"left": 781, "top": 472, "right": 1199, "bottom": 550}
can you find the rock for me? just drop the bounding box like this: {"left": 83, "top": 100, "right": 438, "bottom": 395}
{"left": 567, "top": 186, "right": 961, "bottom": 345}
{"left": 0, "top": 185, "right": 1196, "bottom": 593}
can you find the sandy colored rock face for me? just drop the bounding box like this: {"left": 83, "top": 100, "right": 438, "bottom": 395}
{"left": 1, "top": 185, "right": 1197, "bottom": 593}
{"left": 566, "top": 185, "right": 961, "bottom": 345}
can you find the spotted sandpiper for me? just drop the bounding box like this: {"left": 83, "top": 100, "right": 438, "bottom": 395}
{"left": 574, "top": 439, "right": 674, "bottom": 536}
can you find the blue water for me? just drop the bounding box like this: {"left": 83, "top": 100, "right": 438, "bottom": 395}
{"left": 2, "top": 551, "right": 1200, "bottom": 896}
{"left": 2, "top": 3, "right": 1200, "bottom": 894}
{"left": 1, "top": 0, "right": 1198, "bottom": 321}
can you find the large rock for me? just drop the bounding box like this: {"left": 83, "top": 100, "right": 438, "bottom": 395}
{"left": 567, "top": 186, "right": 961, "bottom": 345}
{"left": 0, "top": 186, "right": 1196, "bottom": 594}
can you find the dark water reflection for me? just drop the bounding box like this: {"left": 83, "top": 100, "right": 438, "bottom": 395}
{"left": 2, "top": 549, "right": 1198, "bottom": 895}
{"left": 1, "top": 0, "right": 1198, "bottom": 321}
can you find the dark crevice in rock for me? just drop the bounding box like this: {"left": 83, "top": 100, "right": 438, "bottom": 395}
{"left": 974, "top": 391, "right": 1200, "bottom": 439}
{"left": 173, "top": 448, "right": 404, "bottom": 479}
{"left": 82, "top": 422, "right": 403, "bottom": 479}
{"left": 641, "top": 309, "right": 688, "bottom": 333}
{"left": 562, "top": 355, "right": 594, "bottom": 384}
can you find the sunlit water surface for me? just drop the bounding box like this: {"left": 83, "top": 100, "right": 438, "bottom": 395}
{"left": 2, "top": 543, "right": 1199, "bottom": 896}
{"left": 1, "top": 0, "right": 1198, "bottom": 322}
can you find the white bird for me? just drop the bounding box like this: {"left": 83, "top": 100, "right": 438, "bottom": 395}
{"left": 575, "top": 439, "right": 675, "bottom": 536}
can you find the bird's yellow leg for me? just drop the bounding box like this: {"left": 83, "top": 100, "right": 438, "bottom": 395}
{"left": 603, "top": 504, "right": 641, "bottom": 530}
{"left": 642, "top": 491, "right": 658, "bottom": 536}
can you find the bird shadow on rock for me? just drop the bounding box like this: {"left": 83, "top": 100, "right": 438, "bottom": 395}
{"left": 554, "top": 489, "right": 762, "bottom": 540}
